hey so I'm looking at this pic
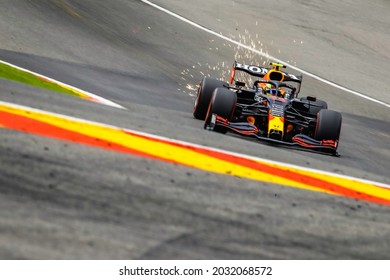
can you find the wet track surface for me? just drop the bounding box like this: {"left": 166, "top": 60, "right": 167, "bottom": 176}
{"left": 0, "top": 0, "right": 389, "bottom": 259}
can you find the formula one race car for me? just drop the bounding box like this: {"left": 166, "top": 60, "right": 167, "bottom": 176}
{"left": 193, "top": 62, "right": 342, "bottom": 155}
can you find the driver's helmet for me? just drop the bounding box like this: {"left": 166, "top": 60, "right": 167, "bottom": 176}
{"left": 257, "top": 70, "right": 285, "bottom": 97}
{"left": 265, "top": 83, "right": 279, "bottom": 96}
{"left": 258, "top": 82, "right": 284, "bottom": 97}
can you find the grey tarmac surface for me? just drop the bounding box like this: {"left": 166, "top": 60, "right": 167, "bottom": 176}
{"left": 151, "top": 0, "right": 390, "bottom": 104}
{"left": 0, "top": 0, "right": 389, "bottom": 259}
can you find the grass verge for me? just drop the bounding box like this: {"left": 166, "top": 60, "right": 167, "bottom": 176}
{"left": 0, "top": 61, "right": 83, "bottom": 98}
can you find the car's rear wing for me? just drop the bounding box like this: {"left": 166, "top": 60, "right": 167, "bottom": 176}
{"left": 229, "top": 61, "right": 303, "bottom": 93}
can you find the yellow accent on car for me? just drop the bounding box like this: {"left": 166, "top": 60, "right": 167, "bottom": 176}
{"left": 268, "top": 115, "right": 284, "bottom": 136}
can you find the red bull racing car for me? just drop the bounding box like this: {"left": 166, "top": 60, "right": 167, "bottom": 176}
{"left": 193, "top": 62, "right": 342, "bottom": 155}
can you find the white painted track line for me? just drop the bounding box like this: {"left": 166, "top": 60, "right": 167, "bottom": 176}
{"left": 1, "top": 99, "right": 389, "bottom": 189}
{"left": 141, "top": 0, "right": 390, "bottom": 108}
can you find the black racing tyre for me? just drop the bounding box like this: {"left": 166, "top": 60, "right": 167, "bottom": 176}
{"left": 204, "top": 88, "right": 237, "bottom": 133}
{"left": 193, "top": 77, "right": 229, "bottom": 120}
{"left": 315, "top": 109, "right": 342, "bottom": 141}
{"left": 301, "top": 97, "right": 328, "bottom": 115}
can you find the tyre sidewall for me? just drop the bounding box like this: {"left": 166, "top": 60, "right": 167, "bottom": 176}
{"left": 315, "top": 109, "right": 342, "bottom": 141}
{"left": 193, "top": 77, "right": 228, "bottom": 120}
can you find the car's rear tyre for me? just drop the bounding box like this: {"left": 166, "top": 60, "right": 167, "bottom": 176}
{"left": 315, "top": 109, "right": 342, "bottom": 141}
{"left": 193, "top": 77, "right": 229, "bottom": 120}
{"left": 301, "top": 97, "right": 328, "bottom": 115}
{"left": 204, "top": 88, "right": 237, "bottom": 133}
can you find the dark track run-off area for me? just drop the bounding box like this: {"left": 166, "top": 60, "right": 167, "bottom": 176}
{"left": 0, "top": 0, "right": 389, "bottom": 259}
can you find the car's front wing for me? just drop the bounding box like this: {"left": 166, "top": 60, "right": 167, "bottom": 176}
{"left": 206, "top": 114, "right": 339, "bottom": 155}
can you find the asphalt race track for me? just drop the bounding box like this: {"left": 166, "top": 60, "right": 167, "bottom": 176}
{"left": 0, "top": 0, "right": 389, "bottom": 259}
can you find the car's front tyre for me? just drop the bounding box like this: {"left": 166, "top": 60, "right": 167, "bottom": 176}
{"left": 204, "top": 88, "right": 237, "bottom": 134}
{"left": 315, "top": 109, "right": 342, "bottom": 142}
{"left": 193, "top": 77, "right": 229, "bottom": 120}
